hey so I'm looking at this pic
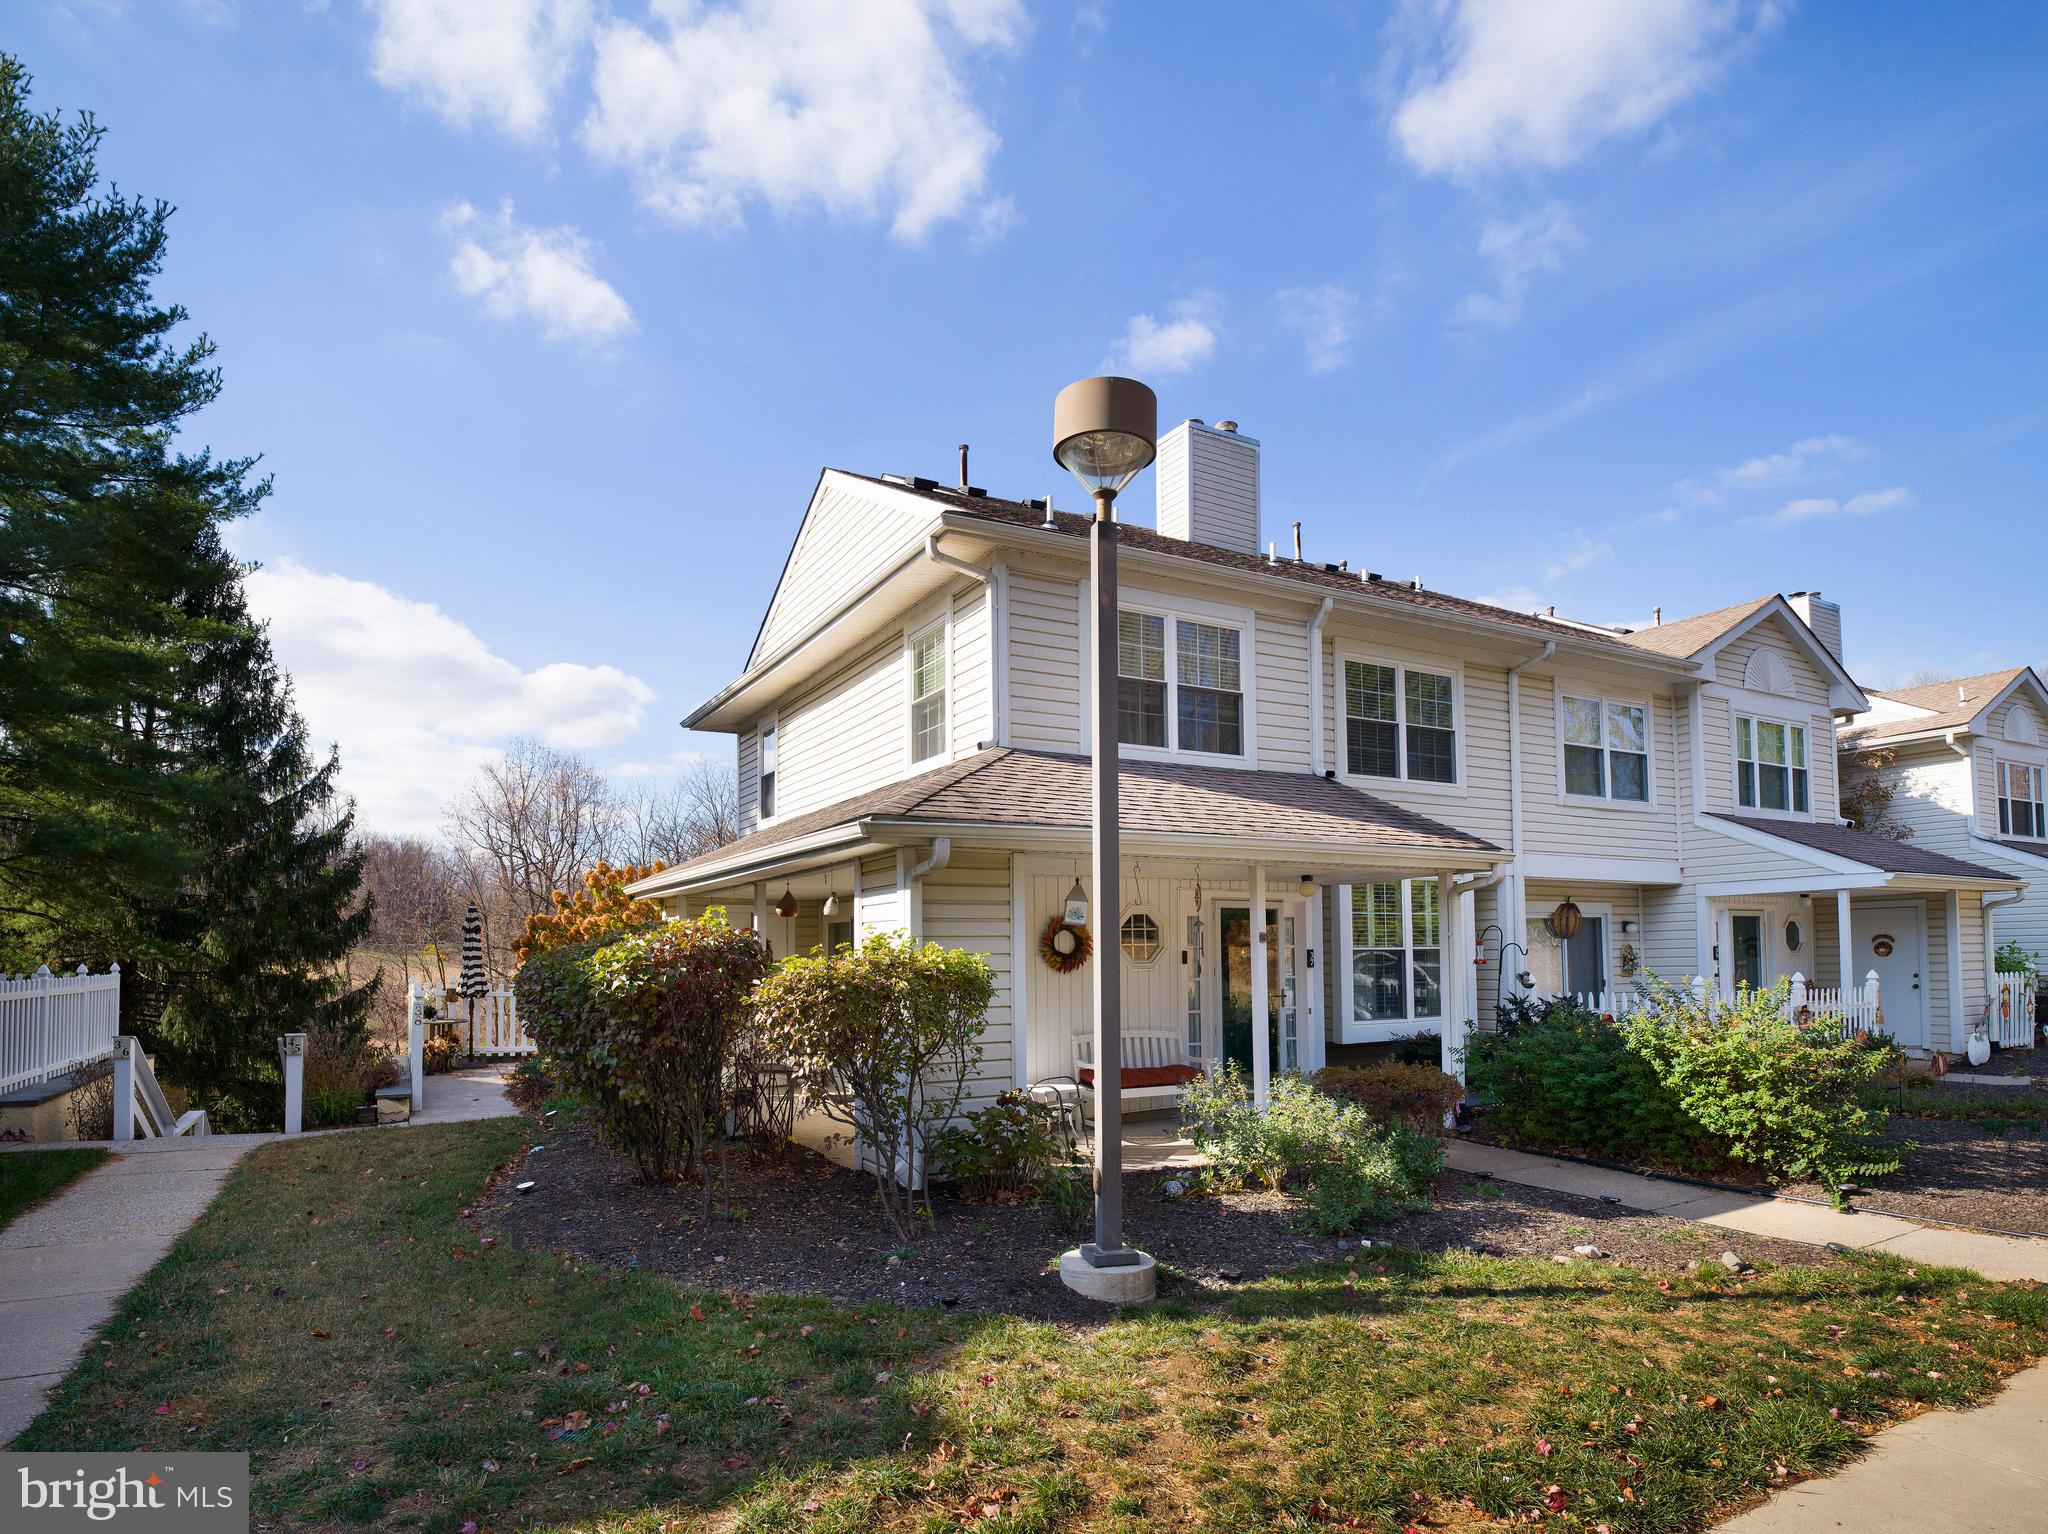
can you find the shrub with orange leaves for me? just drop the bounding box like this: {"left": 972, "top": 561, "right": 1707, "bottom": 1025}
{"left": 515, "top": 860, "right": 668, "bottom": 964}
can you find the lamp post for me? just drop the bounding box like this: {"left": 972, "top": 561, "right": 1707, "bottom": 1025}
{"left": 1052, "top": 375, "right": 1157, "bottom": 1297}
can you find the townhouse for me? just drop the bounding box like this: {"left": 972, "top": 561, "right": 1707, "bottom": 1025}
{"left": 630, "top": 416, "right": 2021, "bottom": 1114}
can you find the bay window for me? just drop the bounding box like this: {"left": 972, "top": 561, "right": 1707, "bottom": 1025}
{"left": 2000, "top": 761, "right": 2046, "bottom": 839}
{"left": 1736, "top": 715, "right": 1809, "bottom": 813}
{"left": 1343, "top": 659, "right": 1458, "bottom": 783}
{"left": 1561, "top": 694, "right": 1650, "bottom": 802}
{"left": 1115, "top": 607, "right": 1245, "bottom": 756}
{"left": 1348, "top": 879, "right": 1442, "bottom": 1028}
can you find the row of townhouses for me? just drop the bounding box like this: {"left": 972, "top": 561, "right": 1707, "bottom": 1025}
{"left": 630, "top": 417, "right": 2046, "bottom": 1111}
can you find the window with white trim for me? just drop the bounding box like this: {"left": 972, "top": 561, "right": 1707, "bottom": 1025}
{"left": 1116, "top": 608, "right": 1244, "bottom": 756}
{"left": 1345, "top": 660, "right": 1457, "bottom": 783}
{"left": 1561, "top": 694, "right": 1650, "bottom": 802}
{"left": 757, "top": 726, "right": 777, "bottom": 820}
{"left": 1350, "top": 880, "right": 1442, "bottom": 1025}
{"left": 1735, "top": 715, "right": 1809, "bottom": 814}
{"left": 2000, "top": 761, "right": 2046, "bottom": 839}
{"left": 909, "top": 624, "right": 947, "bottom": 762}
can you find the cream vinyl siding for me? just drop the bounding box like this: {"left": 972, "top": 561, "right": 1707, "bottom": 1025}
{"left": 1006, "top": 569, "right": 1084, "bottom": 751}
{"left": 1851, "top": 744, "right": 1975, "bottom": 853}
{"left": 752, "top": 477, "right": 934, "bottom": 666}
{"left": 1639, "top": 885, "right": 1700, "bottom": 989}
{"left": 856, "top": 851, "right": 906, "bottom": 938}
{"left": 1254, "top": 609, "right": 1311, "bottom": 771}
{"left": 775, "top": 633, "right": 904, "bottom": 820}
{"left": 1988, "top": 694, "right": 2045, "bottom": 745}
{"left": 737, "top": 726, "right": 761, "bottom": 836}
{"left": 919, "top": 848, "right": 1014, "bottom": 1110}
{"left": 1714, "top": 616, "right": 1831, "bottom": 707}
{"left": 951, "top": 581, "right": 994, "bottom": 752}
{"left": 1519, "top": 676, "right": 1680, "bottom": 860}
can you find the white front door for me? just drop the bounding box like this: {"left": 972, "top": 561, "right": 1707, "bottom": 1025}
{"left": 1850, "top": 901, "right": 1927, "bottom": 1048}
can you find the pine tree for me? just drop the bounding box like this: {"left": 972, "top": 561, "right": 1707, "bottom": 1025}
{"left": 0, "top": 56, "right": 376, "bottom": 1126}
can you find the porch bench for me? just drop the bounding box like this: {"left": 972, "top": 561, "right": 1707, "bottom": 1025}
{"left": 1070, "top": 1029, "right": 1204, "bottom": 1118}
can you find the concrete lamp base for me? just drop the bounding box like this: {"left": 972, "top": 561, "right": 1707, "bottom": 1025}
{"left": 1058, "top": 1247, "right": 1157, "bottom": 1304}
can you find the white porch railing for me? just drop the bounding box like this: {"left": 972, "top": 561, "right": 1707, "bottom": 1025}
{"left": 1787, "top": 971, "right": 1883, "bottom": 1038}
{"left": 1992, "top": 973, "right": 2038, "bottom": 1050}
{"left": 0, "top": 964, "right": 121, "bottom": 1094}
{"left": 420, "top": 984, "right": 536, "bottom": 1057}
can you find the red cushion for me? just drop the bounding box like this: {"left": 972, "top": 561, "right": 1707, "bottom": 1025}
{"left": 1078, "top": 1063, "right": 1204, "bottom": 1089}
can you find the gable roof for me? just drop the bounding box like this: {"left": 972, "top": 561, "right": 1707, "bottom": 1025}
{"left": 629, "top": 746, "right": 1501, "bottom": 897}
{"left": 1705, "top": 814, "right": 2015, "bottom": 882}
{"left": 1612, "top": 596, "right": 1777, "bottom": 659}
{"left": 841, "top": 472, "right": 1681, "bottom": 662}
{"left": 1842, "top": 666, "right": 2038, "bottom": 746}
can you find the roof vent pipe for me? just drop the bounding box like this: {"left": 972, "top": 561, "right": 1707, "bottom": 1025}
{"left": 1411, "top": 577, "right": 1423, "bottom": 591}
{"left": 1216, "top": 420, "right": 1238, "bottom": 433}
{"left": 1292, "top": 521, "right": 1303, "bottom": 561}
{"left": 958, "top": 444, "right": 969, "bottom": 489}
{"left": 1654, "top": 606, "right": 1662, "bottom": 625}
{"left": 1041, "top": 492, "right": 1056, "bottom": 531}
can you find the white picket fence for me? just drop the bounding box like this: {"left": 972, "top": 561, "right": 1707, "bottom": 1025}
{"left": 1992, "top": 973, "right": 2039, "bottom": 1050}
{"left": 0, "top": 964, "right": 122, "bottom": 1094}
{"left": 1786, "top": 972, "right": 1884, "bottom": 1038}
{"left": 409, "top": 981, "right": 536, "bottom": 1058}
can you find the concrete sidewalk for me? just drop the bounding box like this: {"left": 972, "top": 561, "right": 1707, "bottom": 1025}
{"left": 1444, "top": 1140, "right": 2048, "bottom": 1282}
{"left": 407, "top": 1062, "right": 518, "bottom": 1126}
{"left": 1441, "top": 1140, "right": 2048, "bottom": 1532}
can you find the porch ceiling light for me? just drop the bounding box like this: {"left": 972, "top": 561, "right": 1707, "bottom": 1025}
{"left": 774, "top": 886, "right": 799, "bottom": 920}
{"left": 1549, "top": 898, "right": 1583, "bottom": 940}
{"left": 1297, "top": 874, "right": 1315, "bottom": 898}
{"left": 1063, "top": 877, "right": 1089, "bottom": 927}
{"left": 1052, "top": 376, "right": 1157, "bottom": 495}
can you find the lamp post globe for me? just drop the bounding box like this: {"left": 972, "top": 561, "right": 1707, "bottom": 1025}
{"left": 1052, "top": 377, "right": 1157, "bottom": 1293}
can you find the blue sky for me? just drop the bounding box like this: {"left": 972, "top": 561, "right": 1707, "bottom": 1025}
{"left": 21, "top": 0, "right": 2047, "bottom": 833}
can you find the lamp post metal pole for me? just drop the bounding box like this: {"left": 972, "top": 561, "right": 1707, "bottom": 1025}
{"left": 1082, "top": 484, "right": 1135, "bottom": 1266}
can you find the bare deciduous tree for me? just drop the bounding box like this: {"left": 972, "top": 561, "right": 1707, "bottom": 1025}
{"left": 1841, "top": 748, "right": 1914, "bottom": 841}
{"left": 445, "top": 738, "right": 622, "bottom": 925}
{"left": 618, "top": 757, "right": 740, "bottom": 865}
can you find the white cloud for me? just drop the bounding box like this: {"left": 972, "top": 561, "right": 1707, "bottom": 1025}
{"left": 579, "top": 0, "right": 1024, "bottom": 243}
{"left": 1540, "top": 530, "right": 1613, "bottom": 582}
{"left": 367, "top": 0, "right": 592, "bottom": 141}
{"left": 245, "top": 558, "right": 656, "bottom": 835}
{"left": 1452, "top": 201, "right": 1585, "bottom": 328}
{"left": 1474, "top": 583, "right": 1549, "bottom": 614}
{"left": 1275, "top": 284, "right": 1361, "bottom": 372}
{"left": 1677, "top": 434, "right": 1867, "bottom": 505}
{"left": 1105, "top": 293, "right": 1220, "bottom": 378}
{"left": 1759, "top": 485, "right": 1915, "bottom": 528}
{"left": 440, "top": 200, "right": 634, "bottom": 345}
{"left": 1389, "top": 0, "right": 1779, "bottom": 178}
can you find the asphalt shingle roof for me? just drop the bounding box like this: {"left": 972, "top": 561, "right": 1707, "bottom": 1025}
{"left": 1841, "top": 667, "right": 2031, "bottom": 746}
{"left": 649, "top": 747, "right": 1500, "bottom": 887}
{"left": 1611, "top": 596, "right": 1777, "bottom": 659}
{"left": 1705, "top": 814, "right": 2014, "bottom": 881}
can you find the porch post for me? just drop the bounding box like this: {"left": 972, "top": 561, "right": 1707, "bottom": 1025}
{"left": 1835, "top": 888, "right": 1853, "bottom": 995}
{"left": 1440, "top": 874, "right": 1464, "bottom": 1082}
{"left": 1251, "top": 862, "right": 1271, "bottom": 1108}
{"left": 1944, "top": 889, "right": 1964, "bottom": 1053}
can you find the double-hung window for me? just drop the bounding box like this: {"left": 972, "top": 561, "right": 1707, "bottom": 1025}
{"left": 757, "top": 726, "right": 777, "bottom": 820}
{"left": 2000, "top": 761, "right": 2046, "bottom": 838}
{"left": 1561, "top": 694, "right": 1650, "bottom": 802}
{"left": 1116, "top": 609, "right": 1245, "bottom": 756}
{"left": 1349, "top": 880, "right": 1442, "bottom": 1028}
{"left": 909, "top": 625, "right": 947, "bottom": 762}
{"left": 1343, "top": 659, "right": 1457, "bottom": 783}
{"left": 1735, "top": 715, "right": 1809, "bottom": 813}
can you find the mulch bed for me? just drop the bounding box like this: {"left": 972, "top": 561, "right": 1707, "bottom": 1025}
{"left": 479, "top": 1123, "right": 1837, "bottom": 1324}
{"left": 1785, "top": 1115, "right": 2048, "bottom": 1237}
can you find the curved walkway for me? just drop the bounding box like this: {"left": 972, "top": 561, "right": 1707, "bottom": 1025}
{"left": 0, "top": 1062, "right": 517, "bottom": 1442}
{"left": 1444, "top": 1141, "right": 2048, "bottom": 1532}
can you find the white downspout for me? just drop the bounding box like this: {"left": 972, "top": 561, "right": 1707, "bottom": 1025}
{"left": 1503, "top": 640, "right": 1555, "bottom": 994}
{"left": 1983, "top": 886, "right": 2026, "bottom": 1014}
{"left": 1306, "top": 597, "right": 1335, "bottom": 776}
{"left": 926, "top": 534, "right": 1002, "bottom": 747}
{"left": 907, "top": 836, "right": 953, "bottom": 937}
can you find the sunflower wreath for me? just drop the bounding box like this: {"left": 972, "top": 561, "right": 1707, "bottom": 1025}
{"left": 1038, "top": 915, "right": 1093, "bottom": 974}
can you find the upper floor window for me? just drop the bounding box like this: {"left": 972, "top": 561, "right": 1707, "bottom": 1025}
{"left": 1116, "top": 609, "right": 1243, "bottom": 756}
{"left": 1562, "top": 694, "right": 1649, "bottom": 802}
{"left": 1736, "top": 715, "right": 1808, "bottom": 814}
{"left": 909, "top": 625, "right": 947, "bottom": 762}
{"left": 758, "top": 726, "right": 777, "bottom": 819}
{"left": 1345, "top": 660, "right": 1457, "bottom": 784}
{"left": 2000, "top": 761, "right": 2045, "bottom": 839}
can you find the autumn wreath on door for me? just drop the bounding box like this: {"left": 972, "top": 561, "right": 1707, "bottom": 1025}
{"left": 1039, "top": 914, "right": 1092, "bottom": 974}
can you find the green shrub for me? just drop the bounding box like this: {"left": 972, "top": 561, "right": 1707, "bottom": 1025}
{"left": 931, "top": 1090, "right": 1075, "bottom": 1200}
{"left": 514, "top": 914, "right": 771, "bottom": 1209}
{"left": 753, "top": 933, "right": 995, "bottom": 1242}
{"left": 1622, "top": 979, "right": 1904, "bottom": 1200}
{"left": 1315, "top": 1062, "right": 1462, "bottom": 1133}
{"left": 1180, "top": 1065, "right": 1441, "bottom": 1237}
{"left": 305, "top": 1084, "right": 363, "bottom": 1129}
{"left": 1390, "top": 1030, "right": 1443, "bottom": 1067}
{"left": 1465, "top": 996, "right": 1706, "bottom": 1166}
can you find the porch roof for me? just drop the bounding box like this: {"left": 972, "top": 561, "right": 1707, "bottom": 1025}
{"left": 628, "top": 747, "right": 1502, "bottom": 897}
{"left": 1704, "top": 813, "right": 2018, "bottom": 883}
